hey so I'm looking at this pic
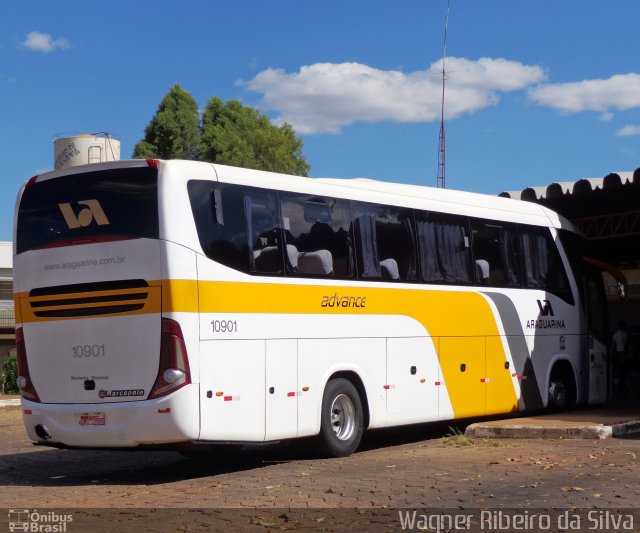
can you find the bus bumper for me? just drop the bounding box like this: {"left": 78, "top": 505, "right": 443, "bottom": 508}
{"left": 19, "top": 384, "right": 200, "bottom": 448}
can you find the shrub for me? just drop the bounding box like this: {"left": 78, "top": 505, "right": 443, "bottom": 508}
{"left": 1, "top": 353, "right": 18, "bottom": 394}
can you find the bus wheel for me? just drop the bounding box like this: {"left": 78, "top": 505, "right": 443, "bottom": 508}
{"left": 318, "top": 378, "right": 364, "bottom": 457}
{"left": 548, "top": 364, "right": 576, "bottom": 410}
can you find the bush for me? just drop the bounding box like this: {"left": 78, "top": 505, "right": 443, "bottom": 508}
{"left": 1, "top": 353, "right": 18, "bottom": 394}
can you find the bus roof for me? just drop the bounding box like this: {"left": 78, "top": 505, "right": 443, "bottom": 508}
{"left": 25, "top": 158, "right": 578, "bottom": 233}
{"left": 205, "top": 161, "right": 576, "bottom": 232}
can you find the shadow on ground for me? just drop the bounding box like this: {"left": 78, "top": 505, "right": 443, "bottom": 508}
{"left": 0, "top": 420, "right": 465, "bottom": 488}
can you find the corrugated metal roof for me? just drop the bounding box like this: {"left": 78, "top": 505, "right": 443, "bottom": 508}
{"left": 500, "top": 170, "right": 638, "bottom": 201}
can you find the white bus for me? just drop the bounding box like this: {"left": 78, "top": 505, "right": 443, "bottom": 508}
{"left": 13, "top": 159, "right": 611, "bottom": 457}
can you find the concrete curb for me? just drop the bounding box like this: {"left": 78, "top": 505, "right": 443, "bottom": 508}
{"left": 612, "top": 419, "right": 640, "bottom": 437}
{"left": 465, "top": 423, "right": 612, "bottom": 440}
{"left": 0, "top": 399, "right": 20, "bottom": 408}
{"left": 465, "top": 419, "right": 640, "bottom": 440}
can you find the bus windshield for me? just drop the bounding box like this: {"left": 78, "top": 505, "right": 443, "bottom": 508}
{"left": 16, "top": 167, "right": 158, "bottom": 254}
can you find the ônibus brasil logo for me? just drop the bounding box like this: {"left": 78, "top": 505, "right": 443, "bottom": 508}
{"left": 7, "top": 509, "right": 73, "bottom": 532}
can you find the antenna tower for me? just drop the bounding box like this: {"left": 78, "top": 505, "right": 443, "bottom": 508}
{"left": 437, "top": 0, "right": 451, "bottom": 189}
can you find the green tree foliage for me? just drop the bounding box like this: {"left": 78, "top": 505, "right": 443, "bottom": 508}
{"left": 134, "top": 86, "right": 311, "bottom": 176}
{"left": 200, "top": 97, "right": 310, "bottom": 176}
{"left": 133, "top": 84, "right": 200, "bottom": 160}
{"left": 1, "top": 353, "right": 18, "bottom": 394}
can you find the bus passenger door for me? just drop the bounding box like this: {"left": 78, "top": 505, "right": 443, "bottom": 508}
{"left": 584, "top": 268, "right": 609, "bottom": 404}
{"left": 265, "top": 339, "right": 298, "bottom": 441}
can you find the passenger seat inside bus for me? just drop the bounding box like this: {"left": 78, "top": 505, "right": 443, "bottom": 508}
{"left": 298, "top": 249, "right": 334, "bottom": 275}
{"left": 475, "top": 259, "right": 490, "bottom": 284}
{"left": 285, "top": 244, "right": 299, "bottom": 271}
{"left": 253, "top": 246, "right": 280, "bottom": 271}
{"left": 380, "top": 258, "right": 400, "bottom": 280}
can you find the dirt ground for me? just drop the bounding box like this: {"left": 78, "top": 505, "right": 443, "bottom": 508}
{"left": 1, "top": 405, "right": 639, "bottom": 531}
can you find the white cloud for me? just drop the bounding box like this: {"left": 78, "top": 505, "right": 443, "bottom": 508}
{"left": 22, "top": 31, "right": 70, "bottom": 52}
{"left": 528, "top": 73, "right": 640, "bottom": 113}
{"left": 616, "top": 125, "right": 640, "bottom": 137}
{"left": 243, "top": 58, "right": 546, "bottom": 134}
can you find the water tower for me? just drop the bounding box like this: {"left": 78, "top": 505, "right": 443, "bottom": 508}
{"left": 53, "top": 132, "right": 120, "bottom": 170}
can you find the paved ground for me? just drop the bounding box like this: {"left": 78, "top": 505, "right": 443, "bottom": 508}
{"left": 1, "top": 403, "right": 640, "bottom": 531}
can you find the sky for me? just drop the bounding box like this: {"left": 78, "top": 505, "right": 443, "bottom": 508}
{"left": 1, "top": 0, "right": 639, "bottom": 241}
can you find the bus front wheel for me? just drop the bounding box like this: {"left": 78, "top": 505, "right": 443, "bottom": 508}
{"left": 548, "top": 364, "right": 576, "bottom": 410}
{"left": 318, "top": 378, "right": 364, "bottom": 457}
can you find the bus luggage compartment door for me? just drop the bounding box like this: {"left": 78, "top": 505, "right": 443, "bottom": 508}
{"left": 386, "top": 337, "right": 439, "bottom": 424}
{"left": 199, "top": 339, "right": 266, "bottom": 441}
{"left": 438, "top": 336, "right": 486, "bottom": 419}
{"left": 265, "top": 339, "right": 298, "bottom": 441}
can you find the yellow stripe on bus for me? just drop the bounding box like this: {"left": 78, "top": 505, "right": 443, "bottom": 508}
{"left": 191, "top": 279, "right": 519, "bottom": 418}
{"left": 16, "top": 278, "right": 519, "bottom": 417}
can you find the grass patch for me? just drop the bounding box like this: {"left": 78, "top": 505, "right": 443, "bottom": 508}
{"left": 443, "top": 426, "right": 502, "bottom": 447}
{"left": 443, "top": 426, "right": 473, "bottom": 446}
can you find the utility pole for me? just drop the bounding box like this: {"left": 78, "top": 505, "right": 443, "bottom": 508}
{"left": 437, "top": 0, "right": 451, "bottom": 189}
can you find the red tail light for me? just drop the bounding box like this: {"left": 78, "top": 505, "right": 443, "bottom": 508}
{"left": 25, "top": 175, "right": 39, "bottom": 189}
{"left": 146, "top": 159, "right": 160, "bottom": 169}
{"left": 148, "top": 318, "right": 191, "bottom": 399}
{"left": 15, "top": 327, "right": 40, "bottom": 402}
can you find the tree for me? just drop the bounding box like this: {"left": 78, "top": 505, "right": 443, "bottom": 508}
{"left": 133, "top": 84, "right": 200, "bottom": 160}
{"left": 200, "top": 97, "right": 310, "bottom": 176}
{"left": 1, "top": 352, "right": 18, "bottom": 394}
{"left": 134, "top": 87, "right": 311, "bottom": 176}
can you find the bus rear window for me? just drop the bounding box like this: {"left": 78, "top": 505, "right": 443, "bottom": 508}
{"left": 16, "top": 167, "right": 158, "bottom": 254}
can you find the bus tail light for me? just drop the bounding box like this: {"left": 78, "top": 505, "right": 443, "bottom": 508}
{"left": 15, "top": 327, "right": 40, "bottom": 403}
{"left": 149, "top": 318, "right": 191, "bottom": 399}
{"left": 25, "top": 175, "right": 39, "bottom": 189}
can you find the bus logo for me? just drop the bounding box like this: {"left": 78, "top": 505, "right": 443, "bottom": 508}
{"left": 8, "top": 509, "right": 30, "bottom": 532}
{"left": 8, "top": 509, "right": 73, "bottom": 531}
{"left": 537, "top": 299, "right": 555, "bottom": 317}
{"left": 58, "top": 199, "right": 110, "bottom": 229}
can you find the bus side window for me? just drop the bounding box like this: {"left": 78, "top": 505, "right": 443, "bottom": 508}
{"left": 416, "top": 212, "right": 472, "bottom": 284}
{"left": 245, "top": 191, "right": 283, "bottom": 275}
{"left": 188, "top": 181, "right": 283, "bottom": 276}
{"left": 280, "top": 194, "right": 353, "bottom": 278}
{"left": 470, "top": 221, "right": 520, "bottom": 287}
{"left": 520, "top": 226, "right": 573, "bottom": 304}
{"left": 352, "top": 203, "right": 417, "bottom": 281}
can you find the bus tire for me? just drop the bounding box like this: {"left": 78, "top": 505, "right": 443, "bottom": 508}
{"left": 548, "top": 363, "right": 577, "bottom": 410}
{"left": 318, "top": 378, "right": 364, "bottom": 457}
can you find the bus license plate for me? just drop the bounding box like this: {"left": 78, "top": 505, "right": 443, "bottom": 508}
{"left": 78, "top": 413, "right": 106, "bottom": 426}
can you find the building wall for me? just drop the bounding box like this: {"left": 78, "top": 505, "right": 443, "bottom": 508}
{"left": 0, "top": 242, "right": 14, "bottom": 371}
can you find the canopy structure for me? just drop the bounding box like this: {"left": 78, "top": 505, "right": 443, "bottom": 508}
{"left": 500, "top": 168, "right": 640, "bottom": 269}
